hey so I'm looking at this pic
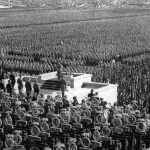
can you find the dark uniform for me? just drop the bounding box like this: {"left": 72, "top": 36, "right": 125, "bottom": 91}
{"left": 33, "top": 81, "right": 39, "bottom": 96}
{"left": 0, "top": 80, "right": 5, "bottom": 92}
{"left": 17, "top": 77, "right": 23, "bottom": 94}
{"left": 88, "top": 89, "right": 95, "bottom": 100}
{"left": 62, "top": 98, "right": 70, "bottom": 108}
{"left": 60, "top": 77, "right": 66, "bottom": 99}
{"left": 25, "top": 79, "right": 32, "bottom": 95}
{"left": 57, "top": 62, "right": 62, "bottom": 80}
{"left": 6, "top": 80, "right": 12, "bottom": 96}
{"left": 10, "top": 73, "right": 16, "bottom": 89}
{"left": 72, "top": 96, "right": 79, "bottom": 106}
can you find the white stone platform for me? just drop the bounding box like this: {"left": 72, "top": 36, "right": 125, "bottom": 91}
{"left": 40, "top": 83, "right": 118, "bottom": 105}
{"left": 4, "top": 72, "right": 118, "bottom": 105}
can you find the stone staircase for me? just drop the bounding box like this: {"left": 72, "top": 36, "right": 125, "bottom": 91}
{"left": 40, "top": 80, "right": 61, "bottom": 91}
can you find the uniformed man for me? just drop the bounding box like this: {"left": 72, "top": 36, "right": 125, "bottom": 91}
{"left": 9, "top": 70, "right": 16, "bottom": 89}
{"left": 6, "top": 80, "right": 12, "bottom": 96}
{"left": 60, "top": 75, "right": 66, "bottom": 99}
{"left": 57, "top": 62, "right": 62, "bottom": 80}
{"left": 25, "top": 78, "right": 32, "bottom": 95}
{"left": 33, "top": 80, "right": 39, "bottom": 96}
{"left": 17, "top": 74, "right": 23, "bottom": 95}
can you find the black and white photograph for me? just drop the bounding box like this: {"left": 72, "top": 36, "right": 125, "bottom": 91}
{"left": 0, "top": 0, "right": 150, "bottom": 150}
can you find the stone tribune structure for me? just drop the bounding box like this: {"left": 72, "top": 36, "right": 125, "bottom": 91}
{"left": 4, "top": 71, "right": 118, "bottom": 105}
{"left": 38, "top": 72, "right": 118, "bottom": 105}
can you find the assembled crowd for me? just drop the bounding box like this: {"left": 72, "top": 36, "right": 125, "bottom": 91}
{"left": 1, "top": 49, "right": 150, "bottom": 107}
{"left": 1, "top": 45, "right": 150, "bottom": 149}
{"left": 0, "top": 72, "right": 149, "bottom": 150}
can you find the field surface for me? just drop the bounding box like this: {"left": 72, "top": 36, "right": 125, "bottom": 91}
{"left": 0, "top": 7, "right": 150, "bottom": 28}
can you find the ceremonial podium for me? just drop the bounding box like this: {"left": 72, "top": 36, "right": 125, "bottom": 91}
{"left": 33, "top": 72, "right": 117, "bottom": 104}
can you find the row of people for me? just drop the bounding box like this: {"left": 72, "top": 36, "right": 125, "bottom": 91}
{"left": 0, "top": 86, "right": 150, "bottom": 150}
{"left": 0, "top": 74, "right": 40, "bottom": 98}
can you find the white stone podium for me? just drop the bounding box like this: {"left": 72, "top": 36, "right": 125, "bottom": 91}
{"left": 15, "top": 72, "right": 118, "bottom": 105}
{"left": 37, "top": 72, "right": 118, "bottom": 105}
{"left": 6, "top": 72, "right": 118, "bottom": 105}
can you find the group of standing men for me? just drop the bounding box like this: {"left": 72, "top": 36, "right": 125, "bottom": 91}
{"left": 0, "top": 70, "right": 40, "bottom": 97}
{"left": 0, "top": 70, "right": 16, "bottom": 96}
{"left": 0, "top": 61, "right": 67, "bottom": 99}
